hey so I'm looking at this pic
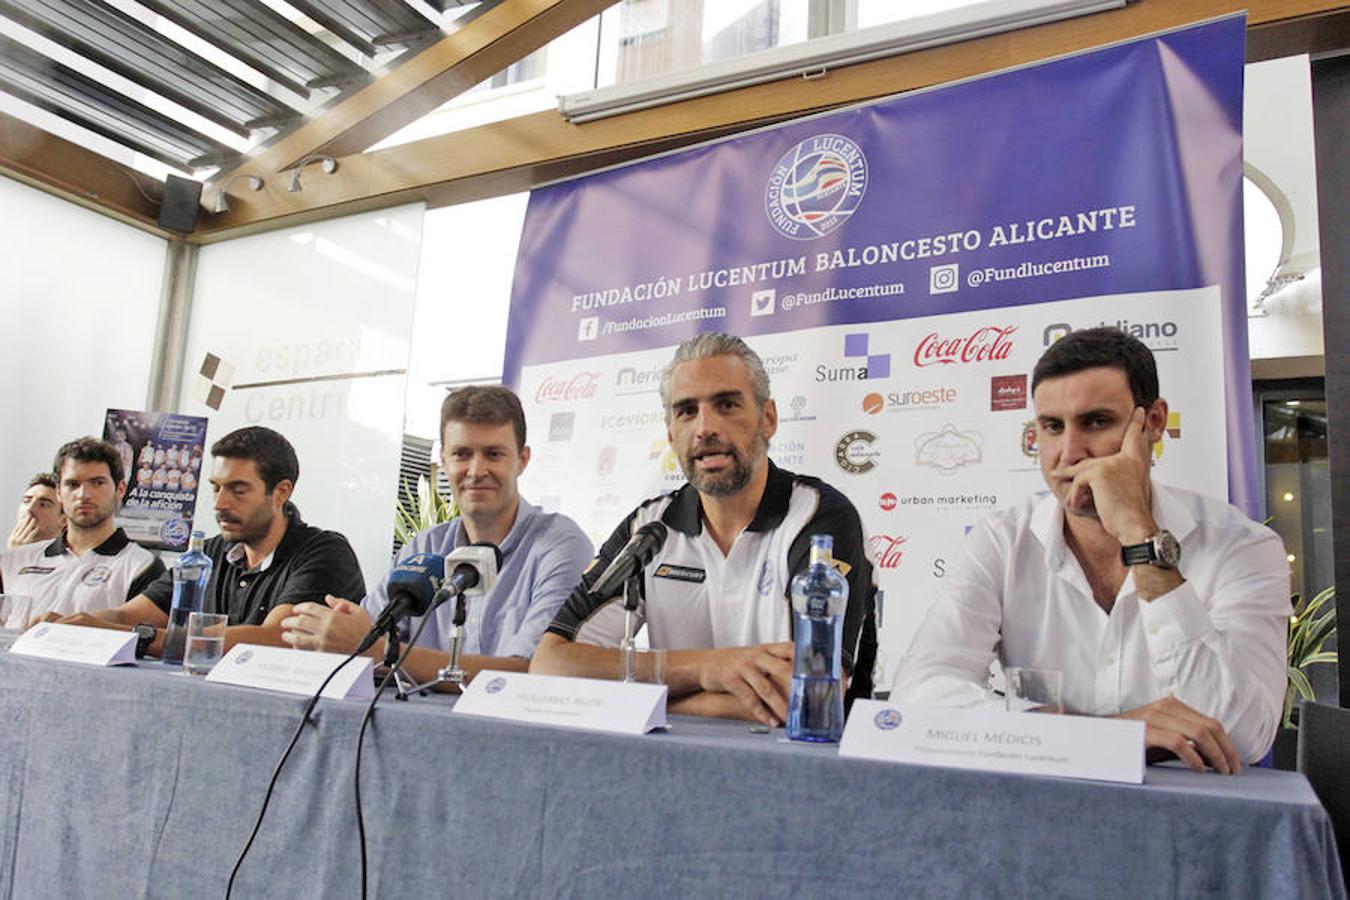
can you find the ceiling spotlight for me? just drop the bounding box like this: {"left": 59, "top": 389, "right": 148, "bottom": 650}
{"left": 210, "top": 174, "right": 263, "bottom": 214}
{"left": 288, "top": 155, "right": 339, "bottom": 193}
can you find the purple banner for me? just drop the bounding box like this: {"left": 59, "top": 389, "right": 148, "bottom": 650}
{"left": 504, "top": 16, "right": 1254, "bottom": 510}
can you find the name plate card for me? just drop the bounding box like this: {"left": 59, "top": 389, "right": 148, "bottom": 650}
{"left": 453, "top": 670, "right": 667, "bottom": 735}
{"left": 206, "top": 644, "right": 375, "bottom": 700}
{"left": 840, "top": 700, "right": 1145, "bottom": 784}
{"left": 8, "top": 623, "right": 137, "bottom": 667}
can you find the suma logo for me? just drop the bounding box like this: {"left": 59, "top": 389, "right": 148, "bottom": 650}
{"left": 817, "top": 333, "right": 890, "bottom": 382}
{"left": 868, "top": 534, "right": 906, "bottom": 569}
{"left": 535, "top": 372, "right": 599, "bottom": 404}
{"left": 765, "top": 133, "right": 868, "bottom": 240}
{"left": 914, "top": 325, "right": 1016, "bottom": 368}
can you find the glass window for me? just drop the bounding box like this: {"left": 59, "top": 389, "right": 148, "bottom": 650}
{"left": 1259, "top": 384, "right": 1337, "bottom": 706}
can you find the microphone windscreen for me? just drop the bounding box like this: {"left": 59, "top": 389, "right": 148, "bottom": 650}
{"left": 385, "top": 553, "right": 445, "bottom": 617}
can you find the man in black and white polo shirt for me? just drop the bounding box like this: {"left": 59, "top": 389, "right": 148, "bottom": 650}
{"left": 532, "top": 333, "right": 877, "bottom": 726}
{"left": 0, "top": 438, "right": 164, "bottom": 626}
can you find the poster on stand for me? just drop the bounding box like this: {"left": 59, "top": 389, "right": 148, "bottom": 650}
{"left": 103, "top": 408, "right": 208, "bottom": 551}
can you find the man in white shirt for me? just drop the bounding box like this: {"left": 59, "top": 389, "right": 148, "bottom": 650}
{"left": 0, "top": 438, "right": 164, "bottom": 624}
{"left": 7, "top": 472, "right": 64, "bottom": 549}
{"left": 894, "top": 327, "right": 1289, "bottom": 772}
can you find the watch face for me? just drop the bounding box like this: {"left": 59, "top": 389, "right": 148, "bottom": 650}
{"left": 1156, "top": 531, "right": 1181, "bottom": 567}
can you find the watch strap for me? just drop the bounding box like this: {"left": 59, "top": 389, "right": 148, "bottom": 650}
{"left": 1120, "top": 541, "right": 1156, "bottom": 566}
{"left": 132, "top": 623, "right": 156, "bottom": 659}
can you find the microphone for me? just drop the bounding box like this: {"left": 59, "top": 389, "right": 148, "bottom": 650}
{"left": 586, "top": 521, "right": 667, "bottom": 602}
{"left": 429, "top": 543, "right": 503, "bottom": 621}
{"left": 358, "top": 553, "right": 445, "bottom": 653}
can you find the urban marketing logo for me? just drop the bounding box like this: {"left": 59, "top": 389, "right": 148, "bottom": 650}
{"left": 765, "top": 133, "right": 869, "bottom": 240}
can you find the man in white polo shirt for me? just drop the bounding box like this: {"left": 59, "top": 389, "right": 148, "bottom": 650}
{"left": 0, "top": 438, "right": 164, "bottom": 625}
{"left": 7, "top": 472, "right": 65, "bottom": 549}
{"left": 532, "top": 333, "right": 878, "bottom": 726}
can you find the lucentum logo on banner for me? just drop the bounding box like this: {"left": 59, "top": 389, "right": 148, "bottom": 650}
{"left": 765, "top": 134, "right": 869, "bottom": 240}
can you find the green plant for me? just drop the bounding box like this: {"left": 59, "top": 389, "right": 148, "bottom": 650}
{"left": 394, "top": 473, "right": 458, "bottom": 547}
{"left": 1284, "top": 585, "right": 1337, "bottom": 728}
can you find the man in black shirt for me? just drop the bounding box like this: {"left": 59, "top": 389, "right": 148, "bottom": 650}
{"left": 55, "top": 426, "right": 364, "bottom": 659}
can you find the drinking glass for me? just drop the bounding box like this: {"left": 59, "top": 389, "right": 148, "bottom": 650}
{"left": 183, "top": 612, "right": 228, "bottom": 675}
{"left": 619, "top": 647, "right": 667, "bottom": 685}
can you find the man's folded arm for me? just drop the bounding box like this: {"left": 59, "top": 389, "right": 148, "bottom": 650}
{"left": 1135, "top": 524, "right": 1291, "bottom": 763}
{"left": 892, "top": 522, "right": 1007, "bottom": 708}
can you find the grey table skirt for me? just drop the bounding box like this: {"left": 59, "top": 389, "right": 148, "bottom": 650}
{"left": 0, "top": 646, "right": 1343, "bottom": 899}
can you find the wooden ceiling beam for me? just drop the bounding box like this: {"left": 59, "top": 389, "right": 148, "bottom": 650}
{"left": 196, "top": 0, "right": 1350, "bottom": 243}
{"left": 216, "top": 0, "right": 621, "bottom": 181}
{"left": 0, "top": 112, "right": 166, "bottom": 236}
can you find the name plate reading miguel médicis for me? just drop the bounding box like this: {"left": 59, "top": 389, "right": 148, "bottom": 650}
{"left": 840, "top": 700, "right": 1145, "bottom": 784}
{"left": 452, "top": 670, "right": 667, "bottom": 736}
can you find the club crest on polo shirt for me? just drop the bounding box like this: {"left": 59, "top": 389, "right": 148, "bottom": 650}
{"left": 756, "top": 561, "right": 774, "bottom": 596}
{"left": 654, "top": 564, "right": 706, "bottom": 584}
{"left": 81, "top": 565, "right": 113, "bottom": 586}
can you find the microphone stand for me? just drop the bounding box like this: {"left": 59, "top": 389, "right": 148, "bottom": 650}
{"left": 381, "top": 622, "right": 420, "bottom": 701}
{"left": 620, "top": 572, "right": 640, "bottom": 683}
{"left": 397, "top": 592, "right": 471, "bottom": 695}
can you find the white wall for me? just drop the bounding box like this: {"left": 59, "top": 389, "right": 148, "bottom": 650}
{"left": 1244, "top": 55, "right": 1324, "bottom": 361}
{"left": 0, "top": 177, "right": 165, "bottom": 508}
{"left": 180, "top": 205, "right": 425, "bottom": 589}
{"left": 401, "top": 193, "right": 527, "bottom": 440}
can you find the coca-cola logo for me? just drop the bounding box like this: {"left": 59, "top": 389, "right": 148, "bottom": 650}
{"left": 535, "top": 372, "right": 600, "bottom": 403}
{"left": 869, "top": 534, "right": 907, "bottom": 569}
{"left": 914, "top": 326, "right": 1017, "bottom": 367}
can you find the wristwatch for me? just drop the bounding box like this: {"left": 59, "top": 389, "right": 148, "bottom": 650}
{"left": 1120, "top": 530, "right": 1181, "bottom": 569}
{"left": 132, "top": 623, "right": 157, "bottom": 659}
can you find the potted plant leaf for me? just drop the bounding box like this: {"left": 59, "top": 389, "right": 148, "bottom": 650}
{"left": 394, "top": 471, "right": 458, "bottom": 550}
{"left": 1272, "top": 586, "right": 1337, "bottom": 769}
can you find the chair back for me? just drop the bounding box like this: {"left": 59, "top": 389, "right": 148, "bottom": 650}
{"left": 1297, "top": 701, "right": 1350, "bottom": 893}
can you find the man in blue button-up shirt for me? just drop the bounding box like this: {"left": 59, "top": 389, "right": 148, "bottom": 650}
{"left": 281, "top": 386, "right": 592, "bottom": 688}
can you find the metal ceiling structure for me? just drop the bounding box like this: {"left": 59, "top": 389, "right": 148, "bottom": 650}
{"left": 0, "top": 0, "right": 482, "bottom": 174}
{"left": 0, "top": 0, "right": 1345, "bottom": 241}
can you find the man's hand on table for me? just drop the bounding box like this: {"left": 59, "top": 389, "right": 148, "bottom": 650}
{"left": 280, "top": 596, "right": 373, "bottom": 654}
{"left": 1117, "top": 696, "right": 1242, "bottom": 774}
{"left": 692, "top": 642, "right": 794, "bottom": 727}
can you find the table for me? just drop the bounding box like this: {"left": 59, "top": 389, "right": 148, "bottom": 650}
{"left": 0, "top": 646, "right": 1343, "bottom": 899}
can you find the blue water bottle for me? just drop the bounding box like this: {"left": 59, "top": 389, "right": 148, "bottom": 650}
{"left": 787, "top": 534, "right": 848, "bottom": 742}
{"left": 161, "top": 530, "right": 212, "bottom": 664}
